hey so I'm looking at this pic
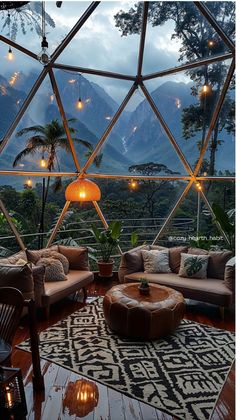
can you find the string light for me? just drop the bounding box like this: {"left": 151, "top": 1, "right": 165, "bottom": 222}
{"left": 6, "top": 13, "right": 14, "bottom": 61}
{"left": 40, "top": 156, "right": 47, "bottom": 168}
{"left": 76, "top": 74, "right": 84, "bottom": 110}
{"left": 7, "top": 46, "right": 14, "bottom": 61}
{"left": 196, "top": 182, "right": 202, "bottom": 191}
{"left": 208, "top": 39, "right": 215, "bottom": 48}
{"left": 129, "top": 179, "right": 138, "bottom": 190}
{"left": 25, "top": 178, "right": 33, "bottom": 188}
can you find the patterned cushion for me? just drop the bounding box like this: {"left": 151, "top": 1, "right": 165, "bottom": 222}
{"left": 179, "top": 253, "right": 209, "bottom": 279}
{"left": 41, "top": 250, "right": 69, "bottom": 274}
{"left": 141, "top": 250, "right": 171, "bottom": 274}
{"left": 36, "top": 257, "right": 67, "bottom": 282}
{"left": 26, "top": 246, "right": 59, "bottom": 265}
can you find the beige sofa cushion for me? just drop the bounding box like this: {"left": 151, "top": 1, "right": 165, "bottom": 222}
{"left": 207, "top": 250, "right": 233, "bottom": 280}
{"left": 41, "top": 250, "right": 69, "bottom": 274}
{"left": 0, "top": 263, "right": 34, "bottom": 300}
{"left": 58, "top": 246, "right": 89, "bottom": 270}
{"left": 188, "top": 247, "right": 208, "bottom": 256}
{"left": 42, "top": 270, "right": 94, "bottom": 306}
{"left": 124, "top": 272, "right": 232, "bottom": 306}
{"left": 169, "top": 246, "right": 188, "bottom": 273}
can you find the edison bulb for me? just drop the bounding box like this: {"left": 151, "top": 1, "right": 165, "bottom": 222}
{"left": 76, "top": 98, "right": 84, "bottom": 110}
{"left": 7, "top": 47, "right": 14, "bottom": 61}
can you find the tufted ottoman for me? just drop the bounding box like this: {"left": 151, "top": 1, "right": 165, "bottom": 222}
{"left": 103, "top": 283, "right": 185, "bottom": 340}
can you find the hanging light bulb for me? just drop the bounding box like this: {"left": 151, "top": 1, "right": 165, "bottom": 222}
{"left": 25, "top": 178, "right": 33, "bottom": 188}
{"left": 7, "top": 46, "right": 14, "bottom": 61}
{"left": 76, "top": 74, "right": 84, "bottom": 110}
{"left": 76, "top": 97, "right": 84, "bottom": 110}
{"left": 37, "top": 2, "right": 50, "bottom": 65}
{"left": 40, "top": 155, "right": 46, "bottom": 168}
{"left": 196, "top": 182, "right": 202, "bottom": 191}
{"left": 6, "top": 13, "right": 14, "bottom": 61}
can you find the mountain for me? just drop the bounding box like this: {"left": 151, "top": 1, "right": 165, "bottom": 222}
{"left": 0, "top": 71, "right": 234, "bottom": 187}
{"left": 121, "top": 81, "right": 235, "bottom": 173}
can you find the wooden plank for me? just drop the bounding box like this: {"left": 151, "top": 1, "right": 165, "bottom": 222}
{"left": 122, "top": 394, "right": 143, "bottom": 420}
{"left": 107, "top": 388, "right": 126, "bottom": 420}
{"left": 93, "top": 382, "right": 109, "bottom": 420}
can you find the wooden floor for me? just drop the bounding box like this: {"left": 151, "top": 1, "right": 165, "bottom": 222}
{"left": 12, "top": 277, "right": 235, "bottom": 420}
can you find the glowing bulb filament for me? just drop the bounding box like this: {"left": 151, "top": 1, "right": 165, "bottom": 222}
{"left": 79, "top": 190, "right": 86, "bottom": 199}
{"left": 40, "top": 158, "right": 46, "bottom": 168}
{"left": 7, "top": 47, "right": 13, "bottom": 61}
{"left": 76, "top": 98, "right": 84, "bottom": 110}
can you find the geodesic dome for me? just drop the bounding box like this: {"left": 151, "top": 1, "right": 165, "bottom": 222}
{"left": 0, "top": 1, "right": 234, "bottom": 253}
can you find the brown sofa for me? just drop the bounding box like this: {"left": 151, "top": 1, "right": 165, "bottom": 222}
{"left": 118, "top": 245, "right": 235, "bottom": 313}
{"left": 0, "top": 245, "right": 94, "bottom": 318}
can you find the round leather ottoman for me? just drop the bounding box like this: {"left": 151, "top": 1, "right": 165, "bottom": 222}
{"left": 103, "top": 283, "right": 185, "bottom": 340}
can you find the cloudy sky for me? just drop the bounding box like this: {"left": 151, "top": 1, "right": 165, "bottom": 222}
{"left": 0, "top": 1, "right": 189, "bottom": 110}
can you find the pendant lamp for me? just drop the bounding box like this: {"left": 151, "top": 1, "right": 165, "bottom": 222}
{"left": 65, "top": 178, "right": 101, "bottom": 202}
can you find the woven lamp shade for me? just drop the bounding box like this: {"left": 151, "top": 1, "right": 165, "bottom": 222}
{"left": 65, "top": 178, "right": 101, "bottom": 202}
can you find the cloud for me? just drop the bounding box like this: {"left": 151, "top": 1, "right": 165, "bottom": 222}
{"left": 0, "top": 1, "right": 190, "bottom": 109}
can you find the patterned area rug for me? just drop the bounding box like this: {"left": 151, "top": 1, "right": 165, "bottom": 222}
{"left": 18, "top": 299, "right": 234, "bottom": 420}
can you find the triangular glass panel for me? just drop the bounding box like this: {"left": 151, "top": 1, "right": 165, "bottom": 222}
{"left": 0, "top": 42, "right": 42, "bottom": 140}
{"left": 0, "top": 2, "right": 88, "bottom": 59}
{"left": 98, "top": 179, "right": 187, "bottom": 251}
{"left": 203, "top": 81, "right": 235, "bottom": 177}
{"left": 142, "top": 2, "right": 231, "bottom": 75}
{"left": 0, "top": 74, "right": 77, "bottom": 173}
{"left": 57, "top": 1, "right": 140, "bottom": 75}
{"left": 144, "top": 58, "right": 232, "bottom": 174}
{"left": 53, "top": 69, "right": 133, "bottom": 170}
{"left": 200, "top": 2, "right": 235, "bottom": 43}
{"left": 87, "top": 90, "right": 189, "bottom": 176}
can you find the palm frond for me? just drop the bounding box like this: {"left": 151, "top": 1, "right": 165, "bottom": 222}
{"left": 13, "top": 147, "right": 38, "bottom": 167}
{"left": 16, "top": 125, "right": 45, "bottom": 137}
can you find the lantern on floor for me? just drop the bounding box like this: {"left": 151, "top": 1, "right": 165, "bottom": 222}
{"left": 63, "top": 379, "right": 99, "bottom": 417}
{"left": 65, "top": 178, "right": 101, "bottom": 202}
{"left": 0, "top": 367, "right": 27, "bottom": 418}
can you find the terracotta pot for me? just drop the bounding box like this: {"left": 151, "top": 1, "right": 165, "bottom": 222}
{"left": 97, "top": 260, "right": 114, "bottom": 278}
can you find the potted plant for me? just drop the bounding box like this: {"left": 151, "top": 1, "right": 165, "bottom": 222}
{"left": 138, "top": 278, "right": 150, "bottom": 295}
{"left": 90, "top": 221, "right": 122, "bottom": 277}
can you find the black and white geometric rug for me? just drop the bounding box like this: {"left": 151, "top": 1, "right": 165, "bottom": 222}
{"left": 18, "top": 298, "right": 235, "bottom": 420}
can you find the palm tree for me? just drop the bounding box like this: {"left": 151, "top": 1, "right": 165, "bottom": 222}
{"left": 13, "top": 118, "right": 102, "bottom": 247}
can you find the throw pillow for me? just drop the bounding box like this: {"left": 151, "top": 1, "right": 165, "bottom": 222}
{"left": 223, "top": 257, "right": 235, "bottom": 292}
{"left": 36, "top": 257, "right": 67, "bottom": 282}
{"left": 118, "top": 245, "right": 148, "bottom": 283}
{"left": 41, "top": 250, "right": 69, "bottom": 274}
{"left": 15, "top": 258, "right": 28, "bottom": 265}
{"left": 179, "top": 253, "right": 209, "bottom": 279}
{"left": 207, "top": 250, "right": 233, "bottom": 280}
{"left": 58, "top": 246, "right": 89, "bottom": 270}
{"left": 188, "top": 247, "right": 208, "bottom": 256}
{"left": 0, "top": 263, "right": 34, "bottom": 299}
{"left": 141, "top": 249, "right": 171, "bottom": 274}
{"left": 169, "top": 246, "right": 188, "bottom": 273}
{"left": 26, "top": 246, "right": 59, "bottom": 265}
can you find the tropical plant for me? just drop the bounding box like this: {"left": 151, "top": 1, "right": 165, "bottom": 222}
{"left": 115, "top": 2, "right": 235, "bottom": 176}
{"left": 13, "top": 118, "right": 102, "bottom": 247}
{"left": 90, "top": 221, "right": 122, "bottom": 263}
{"left": 212, "top": 203, "right": 235, "bottom": 252}
{"left": 139, "top": 278, "right": 149, "bottom": 288}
